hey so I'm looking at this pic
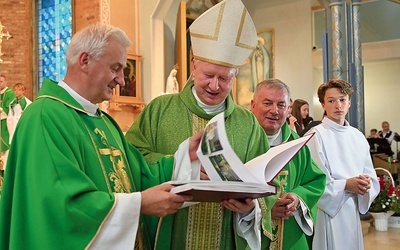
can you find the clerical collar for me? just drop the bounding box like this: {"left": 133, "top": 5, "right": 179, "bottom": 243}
{"left": 59, "top": 80, "right": 99, "bottom": 116}
{"left": 267, "top": 129, "right": 283, "bottom": 146}
{"left": 192, "top": 87, "right": 226, "bottom": 114}
{"left": 0, "top": 86, "right": 9, "bottom": 94}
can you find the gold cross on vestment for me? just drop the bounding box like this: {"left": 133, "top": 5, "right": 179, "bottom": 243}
{"left": 0, "top": 21, "right": 13, "bottom": 64}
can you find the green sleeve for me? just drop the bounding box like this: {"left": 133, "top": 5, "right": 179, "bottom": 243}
{"left": 125, "top": 100, "right": 170, "bottom": 165}
{"left": 2, "top": 89, "right": 16, "bottom": 115}
{"left": 0, "top": 102, "right": 114, "bottom": 249}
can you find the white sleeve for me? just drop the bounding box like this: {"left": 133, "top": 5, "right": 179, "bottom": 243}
{"left": 88, "top": 193, "right": 141, "bottom": 249}
{"left": 387, "top": 131, "right": 395, "bottom": 144}
{"left": 172, "top": 138, "right": 201, "bottom": 181}
{"left": 236, "top": 200, "right": 262, "bottom": 250}
{"left": 293, "top": 199, "right": 313, "bottom": 236}
{"left": 173, "top": 138, "right": 201, "bottom": 208}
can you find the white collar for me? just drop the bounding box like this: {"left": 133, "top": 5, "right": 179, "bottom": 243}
{"left": 1, "top": 86, "right": 9, "bottom": 94}
{"left": 267, "top": 129, "right": 283, "bottom": 146}
{"left": 192, "top": 87, "right": 226, "bottom": 114}
{"left": 59, "top": 80, "right": 99, "bottom": 116}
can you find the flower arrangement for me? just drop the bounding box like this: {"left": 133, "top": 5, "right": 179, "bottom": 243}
{"left": 389, "top": 183, "right": 400, "bottom": 216}
{"left": 369, "top": 174, "right": 400, "bottom": 213}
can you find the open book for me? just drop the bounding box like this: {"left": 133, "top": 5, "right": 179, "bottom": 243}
{"left": 170, "top": 112, "right": 314, "bottom": 202}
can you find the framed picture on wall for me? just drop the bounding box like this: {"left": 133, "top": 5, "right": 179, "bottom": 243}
{"left": 113, "top": 54, "right": 143, "bottom": 103}
{"left": 186, "top": 0, "right": 224, "bottom": 20}
{"left": 107, "top": 54, "right": 145, "bottom": 131}
{"left": 235, "top": 28, "right": 275, "bottom": 109}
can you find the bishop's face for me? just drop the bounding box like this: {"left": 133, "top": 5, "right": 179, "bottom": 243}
{"left": 191, "top": 60, "right": 236, "bottom": 106}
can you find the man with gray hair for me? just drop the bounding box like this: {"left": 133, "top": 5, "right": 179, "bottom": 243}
{"left": 126, "top": 0, "right": 269, "bottom": 249}
{"left": 0, "top": 23, "right": 203, "bottom": 249}
{"left": 251, "top": 78, "right": 326, "bottom": 249}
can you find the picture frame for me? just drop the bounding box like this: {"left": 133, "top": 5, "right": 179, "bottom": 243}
{"left": 107, "top": 54, "right": 145, "bottom": 132}
{"left": 112, "top": 54, "right": 143, "bottom": 103}
{"left": 235, "top": 28, "right": 275, "bottom": 109}
{"left": 186, "top": 0, "right": 223, "bottom": 21}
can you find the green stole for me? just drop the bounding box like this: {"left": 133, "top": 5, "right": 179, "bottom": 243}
{"left": 79, "top": 112, "right": 149, "bottom": 249}
{"left": 170, "top": 113, "right": 234, "bottom": 250}
{"left": 9, "top": 97, "right": 29, "bottom": 113}
{"left": 0, "top": 87, "right": 15, "bottom": 152}
{"left": 260, "top": 171, "right": 288, "bottom": 250}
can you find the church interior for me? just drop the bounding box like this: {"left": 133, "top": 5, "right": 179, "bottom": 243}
{"left": 1, "top": 0, "right": 400, "bottom": 247}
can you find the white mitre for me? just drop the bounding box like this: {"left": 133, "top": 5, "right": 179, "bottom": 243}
{"left": 189, "top": 0, "right": 257, "bottom": 68}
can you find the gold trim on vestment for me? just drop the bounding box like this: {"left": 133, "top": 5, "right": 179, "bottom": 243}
{"left": 269, "top": 170, "right": 288, "bottom": 250}
{"left": 184, "top": 113, "right": 225, "bottom": 249}
{"left": 192, "top": 55, "right": 242, "bottom": 68}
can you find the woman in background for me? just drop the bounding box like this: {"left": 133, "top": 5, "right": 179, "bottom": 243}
{"left": 292, "top": 99, "right": 312, "bottom": 135}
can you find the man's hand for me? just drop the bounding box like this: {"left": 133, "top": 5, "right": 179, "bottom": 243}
{"left": 200, "top": 165, "right": 210, "bottom": 180}
{"left": 288, "top": 115, "right": 297, "bottom": 130}
{"left": 141, "top": 184, "right": 192, "bottom": 217}
{"left": 189, "top": 129, "right": 204, "bottom": 161}
{"left": 271, "top": 193, "right": 299, "bottom": 220}
{"left": 221, "top": 198, "right": 255, "bottom": 213}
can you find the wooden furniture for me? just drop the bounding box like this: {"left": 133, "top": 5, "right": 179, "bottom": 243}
{"left": 373, "top": 154, "right": 400, "bottom": 183}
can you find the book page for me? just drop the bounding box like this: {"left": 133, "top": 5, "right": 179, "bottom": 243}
{"left": 170, "top": 113, "right": 314, "bottom": 202}
{"left": 196, "top": 113, "right": 261, "bottom": 183}
{"left": 244, "top": 133, "right": 314, "bottom": 184}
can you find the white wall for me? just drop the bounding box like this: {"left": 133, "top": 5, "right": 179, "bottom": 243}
{"left": 139, "top": 0, "right": 180, "bottom": 102}
{"left": 244, "top": 0, "right": 315, "bottom": 116}
{"left": 364, "top": 59, "right": 400, "bottom": 155}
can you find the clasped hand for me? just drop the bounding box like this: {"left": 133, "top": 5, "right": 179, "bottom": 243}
{"left": 346, "top": 174, "right": 371, "bottom": 195}
{"left": 271, "top": 193, "right": 300, "bottom": 220}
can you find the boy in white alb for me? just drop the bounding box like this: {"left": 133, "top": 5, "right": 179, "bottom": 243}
{"left": 306, "top": 79, "right": 379, "bottom": 250}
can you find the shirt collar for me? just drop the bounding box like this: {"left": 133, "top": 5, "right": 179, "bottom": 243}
{"left": 267, "top": 129, "right": 283, "bottom": 146}
{"left": 58, "top": 80, "right": 99, "bottom": 116}
{"left": 191, "top": 86, "right": 226, "bottom": 114}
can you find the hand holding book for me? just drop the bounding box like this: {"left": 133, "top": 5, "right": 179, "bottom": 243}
{"left": 169, "top": 113, "right": 314, "bottom": 202}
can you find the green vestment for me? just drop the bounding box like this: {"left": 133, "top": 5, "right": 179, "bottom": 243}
{"left": 126, "top": 81, "right": 270, "bottom": 249}
{"left": 261, "top": 123, "right": 326, "bottom": 250}
{"left": 9, "top": 96, "right": 30, "bottom": 111}
{"left": 0, "top": 79, "right": 174, "bottom": 249}
{"left": 0, "top": 86, "right": 16, "bottom": 152}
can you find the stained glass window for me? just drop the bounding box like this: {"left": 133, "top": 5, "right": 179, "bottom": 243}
{"left": 37, "top": 0, "right": 72, "bottom": 87}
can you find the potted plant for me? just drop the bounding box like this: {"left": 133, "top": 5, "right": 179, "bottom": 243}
{"left": 388, "top": 182, "right": 400, "bottom": 228}
{"left": 369, "top": 168, "right": 397, "bottom": 231}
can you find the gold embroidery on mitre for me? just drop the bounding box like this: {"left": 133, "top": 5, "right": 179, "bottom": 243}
{"left": 190, "top": 2, "right": 225, "bottom": 41}
{"left": 235, "top": 8, "right": 257, "bottom": 50}
{"left": 95, "top": 128, "right": 132, "bottom": 193}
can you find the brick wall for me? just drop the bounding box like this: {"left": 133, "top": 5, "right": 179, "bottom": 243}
{"left": 74, "top": 0, "right": 100, "bottom": 32}
{"left": 0, "top": 0, "right": 101, "bottom": 100}
{"left": 0, "top": 0, "right": 33, "bottom": 100}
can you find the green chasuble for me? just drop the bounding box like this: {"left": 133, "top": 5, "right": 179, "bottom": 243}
{"left": 0, "top": 86, "right": 16, "bottom": 152}
{"left": 0, "top": 79, "right": 174, "bottom": 249}
{"left": 261, "top": 123, "right": 326, "bottom": 250}
{"left": 126, "top": 81, "right": 270, "bottom": 250}
{"left": 9, "top": 96, "right": 31, "bottom": 111}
